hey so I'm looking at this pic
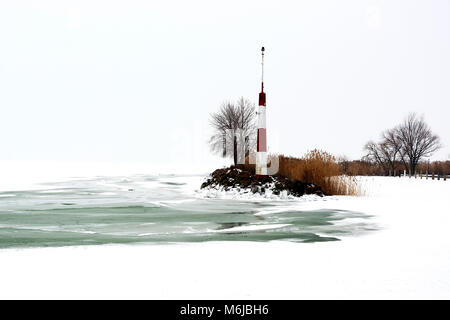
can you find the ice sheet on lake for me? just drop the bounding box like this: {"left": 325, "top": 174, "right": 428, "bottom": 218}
{"left": 0, "top": 174, "right": 377, "bottom": 248}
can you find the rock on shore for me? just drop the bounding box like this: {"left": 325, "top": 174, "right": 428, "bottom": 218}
{"left": 200, "top": 165, "right": 324, "bottom": 197}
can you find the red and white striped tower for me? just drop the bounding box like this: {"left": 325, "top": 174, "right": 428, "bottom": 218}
{"left": 256, "top": 47, "right": 267, "bottom": 176}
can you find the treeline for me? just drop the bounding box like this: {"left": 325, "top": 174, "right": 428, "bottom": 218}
{"left": 338, "top": 159, "right": 450, "bottom": 177}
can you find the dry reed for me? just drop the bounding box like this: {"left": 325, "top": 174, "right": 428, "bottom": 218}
{"left": 278, "top": 150, "right": 360, "bottom": 196}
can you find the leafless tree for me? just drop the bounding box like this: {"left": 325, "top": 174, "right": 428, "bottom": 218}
{"left": 381, "top": 128, "right": 403, "bottom": 174}
{"left": 209, "top": 97, "right": 256, "bottom": 165}
{"left": 396, "top": 113, "right": 441, "bottom": 174}
{"left": 364, "top": 113, "right": 441, "bottom": 175}
{"left": 363, "top": 141, "right": 390, "bottom": 173}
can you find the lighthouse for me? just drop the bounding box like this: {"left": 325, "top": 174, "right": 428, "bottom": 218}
{"left": 256, "top": 47, "right": 267, "bottom": 176}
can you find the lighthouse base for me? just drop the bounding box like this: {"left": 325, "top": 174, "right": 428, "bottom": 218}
{"left": 256, "top": 152, "right": 268, "bottom": 176}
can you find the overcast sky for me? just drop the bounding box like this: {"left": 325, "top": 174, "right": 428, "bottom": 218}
{"left": 0, "top": 0, "right": 449, "bottom": 171}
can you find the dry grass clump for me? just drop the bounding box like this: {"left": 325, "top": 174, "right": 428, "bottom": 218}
{"left": 278, "top": 149, "right": 360, "bottom": 196}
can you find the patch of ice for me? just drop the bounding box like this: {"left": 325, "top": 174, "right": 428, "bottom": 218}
{"left": 37, "top": 189, "right": 72, "bottom": 194}
{"left": 160, "top": 199, "right": 197, "bottom": 204}
{"left": 215, "top": 224, "right": 292, "bottom": 233}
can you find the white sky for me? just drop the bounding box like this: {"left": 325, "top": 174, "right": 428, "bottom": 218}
{"left": 0, "top": 0, "right": 449, "bottom": 171}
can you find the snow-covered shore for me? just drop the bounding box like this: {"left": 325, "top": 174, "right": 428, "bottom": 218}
{"left": 0, "top": 176, "right": 449, "bottom": 299}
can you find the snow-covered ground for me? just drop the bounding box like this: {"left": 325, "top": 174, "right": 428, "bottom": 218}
{"left": 0, "top": 176, "right": 449, "bottom": 299}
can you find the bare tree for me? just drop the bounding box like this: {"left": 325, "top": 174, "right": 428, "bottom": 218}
{"left": 209, "top": 98, "right": 256, "bottom": 165}
{"left": 397, "top": 113, "right": 441, "bottom": 174}
{"left": 381, "top": 128, "right": 403, "bottom": 174}
{"left": 364, "top": 113, "right": 441, "bottom": 175}
{"left": 363, "top": 141, "right": 390, "bottom": 173}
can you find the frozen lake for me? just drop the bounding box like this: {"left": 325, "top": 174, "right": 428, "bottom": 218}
{"left": 0, "top": 174, "right": 376, "bottom": 248}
